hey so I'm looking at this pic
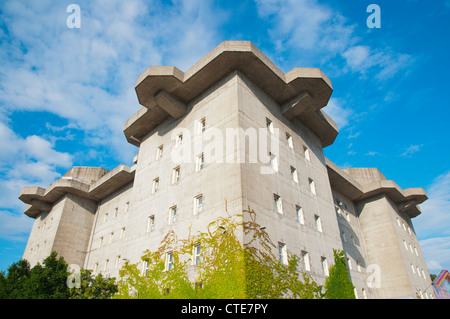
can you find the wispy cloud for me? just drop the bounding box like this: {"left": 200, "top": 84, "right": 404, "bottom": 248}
{"left": 322, "top": 98, "right": 352, "bottom": 130}
{"left": 401, "top": 144, "right": 423, "bottom": 157}
{"left": 254, "top": 0, "right": 412, "bottom": 79}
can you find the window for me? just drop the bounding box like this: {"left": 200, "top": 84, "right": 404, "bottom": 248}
{"left": 304, "top": 146, "right": 310, "bottom": 161}
{"left": 169, "top": 206, "right": 177, "bottom": 225}
{"left": 286, "top": 133, "right": 293, "bottom": 149}
{"left": 403, "top": 240, "right": 408, "bottom": 250}
{"left": 120, "top": 227, "right": 126, "bottom": 239}
{"left": 278, "top": 243, "right": 287, "bottom": 265}
{"left": 273, "top": 194, "right": 283, "bottom": 214}
{"left": 156, "top": 145, "right": 164, "bottom": 160}
{"left": 175, "top": 134, "right": 183, "bottom": 147}
{"left": 194, "top": 195, "right": 203, "bottom": 215}
{"left": 172, "top": 166, "right": 180, "bottom": 184}
{"left": 197, "top": 117, "right": 206, "bottom": 134}
{"left": 196, "top": 153, "right": 205, "bottom": 171}
{"left": 356, "top": 261, "right": 361, "bottom": 272}
{"left": 342, "top": 231, "right": 347, "bottom": 242}
{"left": 362, "top": 288, "right": 367, "bottom": 299}
{"left": 115, "top": 256, "right": 121, "bottom": 269}
{"left": 269, "top": 152, "right": 278, "bottom": 172}
{"left": 142, "top": 260, "right": 149, "bottom": 276}
{"left": 266, "top": 118, "right": 274, "bottom": 134}
{"left": 411, "top": 264, "right": 415, "bottom": 274}
{"left": 109, "top": 232, "right": 114, "bottom": 244}
{"left": 104, "top": 259, "right": 109, "bottom": 272}
{"left": 124, "top": 201, "right": 129, "bottom": 213}
{"left": 322, "top": 257, "right": 329, "bottom": 277}
{"left": 103, "top": 212, "right": 108, "bottom": 223}
{"left": 114, "top": 207, "right": 118, "bottom": 218}
{"left": 314, "top": 215, "right": 322, "bottom": 232}
{"left": 98, "top": 236, "right": 103, "bottom": 248}
{"left": 302, "top": 251, "right": 310, "bottom": 271}
{"left": 193, "top": 244, "right": 201, "bottom": 265}
{"left": 166, "top": 252, "right": 174, "bottom": 271}
{"left": 347, "top": 257, "right": 352, "bottom": 270}
{"left": 147, "top": 215, "right": 155, "bottom": 233}
{"left": 152, "top": 177, "right": 159, "bottom": 193}
{"left": 290, "top": 166, "right": 298, "bottom": 183}
{"left": 296, "top": 205, "right": 304, "bottom": 225}
{"left": 397, "top": 217, "right": 401, "bottom": 227}
{"left": 309, "top": 178, "right": 316, "bottom": 195}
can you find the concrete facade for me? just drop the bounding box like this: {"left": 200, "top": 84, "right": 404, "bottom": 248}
{"left": 19, "top": 41, "right": 433, "bottom": 299}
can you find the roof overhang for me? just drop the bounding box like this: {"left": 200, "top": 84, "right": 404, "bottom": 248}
{"left": 124, "top": 41, "right": 337, "bottom": 147}
{"left": 326, "top": 158, "right": 428, "bottom": 218}
{"left": 19, "top": 165, "right": 135, "bottom": 218}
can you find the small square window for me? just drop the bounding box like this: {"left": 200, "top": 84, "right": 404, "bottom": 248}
{"left": 286, "top": 133, "right": 293, "bottom": 149}
{"left": 309, "top": 178, "right": 316, "bottom": 195}
{"left": 304, "top": 146, "right": 310, "bottom": 161}
{"left": 314, "top": 215, "right": 322, "bottom": 232}
{"left": 322, "top": 257, "right": 329, "bottom": 277}
{"left": 196, "top": 153, "right": 205, "bottom": 171}
{"left": 175, "top": 134, "right": 183, "bottom": 147}
{"left": 278, "top": 242, "right": 287, "bottom": 265}
{"left": 291, "top": 166, "right": 298, "bottom": 183}
{"left": 147, "top": 215, "right": 155, "bottom": 233}
{"left": 152, "top": 177, "right": 159, "bottom": 193}
{"left": 194, "top": 195, "right": 203, "bottom": 215}
{"left": 172, "top": 166, "right": 180, "bottom": 184}
{"left": 197, "top": 118, "right": 206, "bottom": 134}
{"left": 166, "top": 252, "right": 174, "bottom": 271}
{"left": 302, "top": 251, "right": 310, "bottom": 271}
{"left": 266, "top": 118, "right": 274, "bottom": 134}
{"left": 273, "top": 194, "right": 283, "bottom": 214}
{"left": 156, "top": 145, "right": 164, "bottom": 160}
{"left": 296, "top": 205, "right": 304, "bottom": 225}
{"left": 193, "top": 244, "right": 201, "bottom": 265}
{"left": 269, "top": 152, "right": 278, "bottom": 172}
{"left": 169, "top": 206, "right": 177, "bottom": 225}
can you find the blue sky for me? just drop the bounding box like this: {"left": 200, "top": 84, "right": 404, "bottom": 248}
{"left": 0, "top": 0, "right": 449, "bottom": 275}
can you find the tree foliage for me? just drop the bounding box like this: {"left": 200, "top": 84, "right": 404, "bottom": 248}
{"left": 324, "top": 249, "right": 355, "bottom": 299}
{"left": 0, "top": 252, "right": 117, "bottom": 299}
{"left": 115, "top": 209, "right": 324, "bottom": 299}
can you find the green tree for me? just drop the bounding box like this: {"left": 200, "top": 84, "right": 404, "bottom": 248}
{"left": 324, "top": 249, "right": 355, "bottom": 299}
{"left": 116, "top": 208, "right": 324, "bottom": 299}
{"left": 0, "top": 252, "right": 117, "bottom": 299}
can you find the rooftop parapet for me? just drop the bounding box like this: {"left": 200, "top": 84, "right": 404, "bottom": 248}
{"left": 124, "top": 41, "right": 337, "bottom": 147}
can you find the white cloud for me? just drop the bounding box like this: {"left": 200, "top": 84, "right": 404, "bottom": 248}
{"left": 254, "top": 0, "right": 412, "bottom": 79}
{"left": 419, "top": 237, "right": 450, "bottom": 272}
{"left": 322, "top": 98, "right": 352, "bottom": 129}
{"left": 415, "top": 171, "right": 450, "bottom": 271}
{"left": 0, "top": 210, "right": 33, "bottom": 242}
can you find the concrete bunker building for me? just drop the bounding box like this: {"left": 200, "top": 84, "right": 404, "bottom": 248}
{"left": 19, "top": 41, "right": 433, "bottom": 299}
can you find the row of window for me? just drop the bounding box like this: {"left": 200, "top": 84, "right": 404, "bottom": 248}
{"left": 277, "top": 242, "right": 330, "bottom": 277}
{"left": 410, "top": 263, "right": 428, "bottom": 281}
{"left": 96, "top": 195, "right": 204, "bottom": 248}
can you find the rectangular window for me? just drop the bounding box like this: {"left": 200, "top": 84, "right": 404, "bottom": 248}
{"left": 196, "top": 153, "right": 205, "bottom": 171}
{"left": 273, "top": 194, "right": 283, "bottom": 214}
{"left": 98, "top": 236, "right": 103, "bottom": 248}
{"left": 291, "top": 166, "right": 298, "bottom": 183}
{"left": 278, "top": 242, "right": 287, "bottom": 265}
{"left": 302, "top": 251, "right": 310, "bottom": 271}
{"left": 296, "top": 205, "right": 304, "bottom": 225}
{"left": 197, "top": 117, "right": 206, "bottom": 134}
{"left": 147, "top": 215, "right": 155, "bottom": 233}
{"left": 194, "top": 195, "right": 203, "bottom": 215}
{"left": 120, "top": 227, "right": 125, "bottom": 239}
{"left": 269, "top": 152, "right": 278, "bottom": 172}
{"left": 142, "top": 260, "right": 149, "bottom": 276}
{"left": 266, "top": 118, "right": 274, "bottom": 134}
{"left": 152, "top": 177, "right": 159, "bottom": 193}
{"left": 322, "top": 257, "right": 329, "bottom": 277}
{"left": 304, "top": 146, "right": 310, "bottom": 161}
{"left": 109, "top": 232, "right": 114, "bottom": 244}
{"left": 172, "top": 166, "right": 180, "bottom": 184}
{"left": 175, "top": 134, "right": 183, "bottom": 147}
{"left": 309, "top": 178, "right": 316, "bottom": 195}
{"left": 169, "top": 206, "right": 177, "bottom": 225}
{"left": 315, "top": 215, "right": 322, "bottom": 232}
{"left": 115, "top": 256, "right": 121, "bottom": 269}
{"left": 193, "top": 244, "right": 201, "bottom": 265}
{"left": 286, "top": 133, "right": 293, "bottom": 149}
{"left": 166, "top": 252, "right": 174, "bottom": 271}
{"left": 156, "top": 145, "right": 164, "bottom": 160}
{"left": 114, "top": 207, "right": 119, "bottom": 218}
